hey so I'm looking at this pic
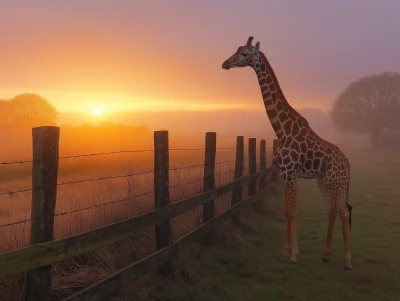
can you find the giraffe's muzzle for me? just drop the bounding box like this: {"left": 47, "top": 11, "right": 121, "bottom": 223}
{"left": 222, "top": 60, "right": 232, "bottom": 70}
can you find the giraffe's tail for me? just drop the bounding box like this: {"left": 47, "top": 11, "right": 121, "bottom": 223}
{"left": 346, "top": 182, "right": 352, "bottom": 232}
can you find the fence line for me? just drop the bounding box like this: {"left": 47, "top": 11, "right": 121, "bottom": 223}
{"left": 0, "top": 147, "right": 272, "bottom": 165}
{"left": 0, "top": 168, "right": 276, "bottom": 277}
{"left": 0, "top": 127, "right": 279, "bottom": 301}
{"left": 66, "top": 181, "right": 278, "bottom": 301}
{"left": 0, "top": 158, "right": 247, "bottom": 228}
{"left": 0, "top": 158, "right": 243, "bottom": 199}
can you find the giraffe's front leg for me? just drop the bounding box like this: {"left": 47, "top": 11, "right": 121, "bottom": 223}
{"left": 284, "top": 210, "right": 292, "bottom": 257}
{"left": 283, "top": 176, "right": 299, "bottom": 263}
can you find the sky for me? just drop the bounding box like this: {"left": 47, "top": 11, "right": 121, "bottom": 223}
{"left": 1, "top": 0, "right": 399, "bottom": 132}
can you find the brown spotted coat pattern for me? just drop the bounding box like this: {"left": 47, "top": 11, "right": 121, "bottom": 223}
{"left": 222, "top": 36, "right": 353, "bottom": 269}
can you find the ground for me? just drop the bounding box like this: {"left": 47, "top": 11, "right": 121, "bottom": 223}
{"left": 111, "top": 149, "right": 400, "bottom": 301}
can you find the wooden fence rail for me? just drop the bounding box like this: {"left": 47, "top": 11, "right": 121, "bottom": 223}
{"left": 0, "top": 127, "right": 279, "bottom": 301}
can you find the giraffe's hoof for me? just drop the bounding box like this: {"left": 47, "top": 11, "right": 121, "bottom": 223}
{"left": 344, "top": 265, "right": 354, "bottom": 271}
{"left": 322, "top": 257, "right": 330, "bottom": 263}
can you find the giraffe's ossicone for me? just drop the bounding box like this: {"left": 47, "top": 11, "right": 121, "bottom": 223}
{"left": 222, "top": 36, "right": 353, "bottom": 270}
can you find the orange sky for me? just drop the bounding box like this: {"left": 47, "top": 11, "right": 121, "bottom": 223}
{"left": 1, "top": 1, "right": 399, "bottom": 131}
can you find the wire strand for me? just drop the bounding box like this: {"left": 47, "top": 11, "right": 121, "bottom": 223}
{"left": 0, "top": 159, "right": 36, "bottom": 165}
{"left": 0, "top": 187, "right": 36, "bottom": 196}
{"left": 169, "top": 164, "right": 204, "bottom": 171}
{"left": 59, "top": 149, "right": 154, "bottom": 159}
{"left": 169, "top": 159, "right": 237, "bottom": 171}
{"left": 215, "top": 171, "right": 234, "bottom": 177}
{"left": 169, "top": 148, "right": 204, "bottom": 151}
{"left": 169, "top": 178, "right": 203, "bottom": 189}
{"left": 0, "top": 218, "right": 33, "bottom": 228}
{"left": 0, "top": 179, "right": 279, "bottom": 227}
{"left": 57, "top": 170, "right": 154, "bottom": 186}
{"left": 54, "top": 190, "right": 155, "bottom": 217}
{"left": 215, "top": 159, "right": 236, "bottom": 165}
{"left": 215, "top": 147, "right": 237, "bottom": 150}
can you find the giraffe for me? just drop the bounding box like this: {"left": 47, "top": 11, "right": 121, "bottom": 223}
{"left": 222, "top": 36, "right": 353, "bottom": 270}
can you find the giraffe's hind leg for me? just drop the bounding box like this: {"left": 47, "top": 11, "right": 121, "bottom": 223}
{"left": 320, "top": 177, "right": 353, "bottom": 269}
{"left": 338, "top": 196, "right": 353, "bottom": 270}
{"left": 317, "top": 177, "right": 337, "bottom": 262}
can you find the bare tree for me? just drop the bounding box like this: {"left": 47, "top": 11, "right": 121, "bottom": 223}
{"left": 331, "top": 72, "right": 400, "bottom": 147}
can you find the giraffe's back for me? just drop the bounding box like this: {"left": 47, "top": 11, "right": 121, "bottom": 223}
{"left": 274, "top": 130, "right": 350, "bottom": 182}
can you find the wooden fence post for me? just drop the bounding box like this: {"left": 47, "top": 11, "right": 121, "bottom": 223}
{"left": 154, "top": 130, "right": 173, "bottom": 276}
{"left": 201, "top": 132, "right": 216, "bottom": 245}
{"left": 272, "top": 138, "right": 279, "bottom": 183}
{"left": 248, "top": 138, "right": 257, "bottom": 197}
{"left": 25, "top": 126, "right": 60, "bottom": 301}
{"left": 231, "top": 136, "right": 244, "bottom": 224}
{"left": 259, "top": 139, "right": 266, "bottom": 191}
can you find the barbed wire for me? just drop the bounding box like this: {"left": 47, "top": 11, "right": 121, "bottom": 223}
{"left": 54, "top": 171, "right": 279, "bottom": 216}
{"left": 0, "top": 217, "right": 33, "bottom": 228}
{"left": 57, "top": 172, "right": 279, "bottom": 216}
{"left": 57, "top": 170, "right": 154, "bottom": 187}
{"left": 169, "top": 177, "right": 204, "bottom": 189}
{"left": 215, "top": 147, "right": 237, "bottom": 150}
{"left": 215, "top": 159, "right": 236, "bottom": 165}
{"left": 169, "top": 148, "right": 204, "bottom": 151}
{"left": 0, "top": 187, "right": 36, "bottom": 197}
{"left": 169, "top": 170, "right": 236, "bottom": 188}
{"left": 59, "top": 149, "right": 154, "bottom": 160}
{"left": 0, "top": 160, "right": 257, "bottom": 195}
{"left": 54, "top": 190, "right": 155, "bottom": 217}
{"left": 215, "top": 170, "right": 233, "bottom": 177}
{"left": 0, "top": 175, "right": 279, "bottom": 228}
{"left": 169, "top": 164, "right": 204, "bottom": 171}
{"left": 0, "top": 146, "right": 273, "bottom": 166}
{"left": 0, "top": 159, "right": 36, "bottom": 166}
{"left": 169, "top": 159, "right": 236, "bottom": 171}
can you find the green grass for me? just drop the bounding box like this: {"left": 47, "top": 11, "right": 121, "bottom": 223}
{"left": 112, "top": 151, "right": 400, "bottom": 301}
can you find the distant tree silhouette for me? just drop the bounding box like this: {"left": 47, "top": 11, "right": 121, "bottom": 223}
{"left": 1, "top": 93, "right": 58, "bottom": 127}
{"left": 331, "top": 72, "right": 400, "bottom": 147}
{"left": 0, "top": 99, "right": 13, "bottom": 124}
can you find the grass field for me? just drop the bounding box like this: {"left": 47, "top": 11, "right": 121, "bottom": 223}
{"left": 0, "top": 147, "right": 399, "bottom": 300}
{"left": 110, "top": 149, "right": 400, "bottom": 301}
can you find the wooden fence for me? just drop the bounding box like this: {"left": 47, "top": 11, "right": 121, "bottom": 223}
{"left": 0, "top": 126, "right": 279, "bottom": 301}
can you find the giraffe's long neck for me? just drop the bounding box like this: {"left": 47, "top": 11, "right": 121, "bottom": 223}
{"left": 254, "top": 52, "right": 308, "bottom": 140}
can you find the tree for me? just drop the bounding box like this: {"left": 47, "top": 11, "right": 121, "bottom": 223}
{"left": 331, "top": 72, "right": 400, "bottom": 147}
{"left": 10, "top": 93, "right": 57, "bottom": 126}
{"left": 0, "top": 99, "right": 13, "bottom": 124}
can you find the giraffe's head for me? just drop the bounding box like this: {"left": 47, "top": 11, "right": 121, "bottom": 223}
{"left": 222, "top": 36, "right": 260, "bottom": 70}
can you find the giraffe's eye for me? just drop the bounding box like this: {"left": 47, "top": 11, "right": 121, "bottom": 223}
{"left": 242, "top": 52, "right": 249, "bottom": 57}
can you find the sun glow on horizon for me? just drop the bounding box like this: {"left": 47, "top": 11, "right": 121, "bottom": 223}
{"left": 92, "top": 106, "right": 105, "bottom": 116}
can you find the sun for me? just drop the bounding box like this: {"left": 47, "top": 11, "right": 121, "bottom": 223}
{"left": 92, "top": 106, "right": 104, "bottom": 116}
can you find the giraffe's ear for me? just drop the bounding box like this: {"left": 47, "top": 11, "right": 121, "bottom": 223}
{"left": 255, "top": 41, "right": 260, "bottom": 50}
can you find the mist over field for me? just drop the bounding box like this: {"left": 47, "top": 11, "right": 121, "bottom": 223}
{"left": 1, "top": 1, "right": 400, "bottom": 300}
